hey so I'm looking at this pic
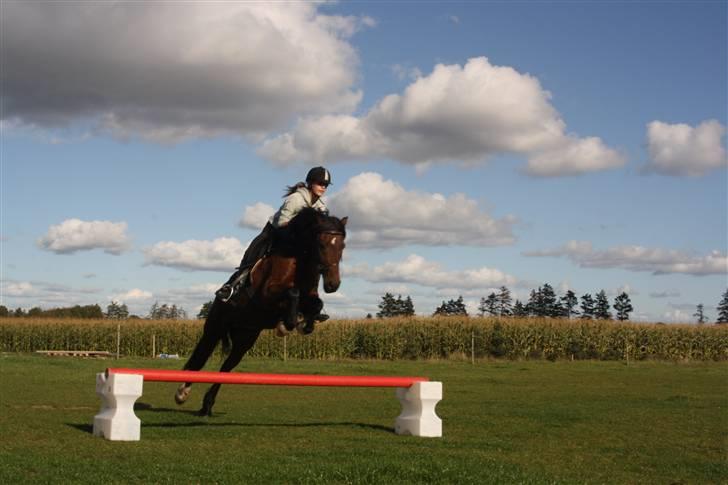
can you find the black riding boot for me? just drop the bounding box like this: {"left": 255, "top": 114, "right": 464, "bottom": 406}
{"left": 215, "top": 267, "right": 250, "bottom": 303}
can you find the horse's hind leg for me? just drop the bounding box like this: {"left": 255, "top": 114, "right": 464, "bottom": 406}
{"left": 176, "top": 301, "right": 227, "bottom": 405}
{"left": 198, "top": 329, "right": 262, "bottom": 417}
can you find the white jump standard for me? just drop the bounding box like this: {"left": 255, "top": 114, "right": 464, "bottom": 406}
{"left": 93, "top": 368, "right": 443, "bottom": 441}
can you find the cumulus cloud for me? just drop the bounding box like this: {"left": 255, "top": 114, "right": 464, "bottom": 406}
{"left": 111, "top": 288, "right": 153, "bottom": 303}
{"left": 259, "top": 57, "right": 624, "bottom": 176}
{"left": 645, "top": 120, "right": 727, "bottom": 176}
{"left": 37, "top": 219, "right": 131, "bottom": 255}
{"left": 346, "top": 254, "right": 518, "bottom": 290}
{"left": 524, "top": 241, "right": 727, "bottom": 276}
{"left": 3, "top": 281, "right": 36, "bottom": 297}
{"left": 1, "top": 279, "right": 102, "bottom": 309}
{"left": 328, "top": 172, "right": 517, "bottom": 248}
{"left": 239, "top": 202, "right": 275, "bottom": 230}
{"left": 143, "top": 237, "right": 245, "bottom": 272}
{"left": 1, "top": 2, "right": 365, "bottom": 142}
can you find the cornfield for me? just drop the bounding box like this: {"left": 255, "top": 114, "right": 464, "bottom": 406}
{"left": 1, "top": 317, "right": 726, "bottom": 361}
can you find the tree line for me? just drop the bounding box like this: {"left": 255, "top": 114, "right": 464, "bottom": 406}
{"left": 0, "top": 301, "right": 189, "bottom": 320}
{"left": 376, "top": 286, "right": 728, "bottom": 324}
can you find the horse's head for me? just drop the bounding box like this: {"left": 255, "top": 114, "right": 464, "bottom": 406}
{"left": 289, "top": 208, "right": 348, "bottom": 293}
{"left": 315, "top": 214, "right": 347, "bottom": 293}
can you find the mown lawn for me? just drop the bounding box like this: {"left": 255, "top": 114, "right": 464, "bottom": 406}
{"left": 0, "top": 354, "right": 726, "bottom": 484}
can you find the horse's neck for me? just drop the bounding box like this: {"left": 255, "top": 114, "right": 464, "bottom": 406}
{"left": 295, "top": 257, "right": 321, "bottom": 294}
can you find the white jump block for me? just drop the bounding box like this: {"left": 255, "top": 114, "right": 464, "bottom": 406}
{"left": 93, "top": 371, "right": 443, "bottom": 440}
{"left": 93, "top": 372, "right": 143, "bottom": 441}
{"left": 395, "top": 381, "right": 443, "bottom": 437}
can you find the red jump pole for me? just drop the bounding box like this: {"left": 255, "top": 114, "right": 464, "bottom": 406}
{"left": 107, "top": 368, "right": 429, "bottom": 388}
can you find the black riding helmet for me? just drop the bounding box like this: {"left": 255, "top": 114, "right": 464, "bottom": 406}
{"left": 306, "top": 166, "right": 332, "bottom": 186}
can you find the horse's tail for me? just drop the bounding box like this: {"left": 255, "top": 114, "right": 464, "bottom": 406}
{"left": 182, "top": 299, "right": 228, "bottom": 371}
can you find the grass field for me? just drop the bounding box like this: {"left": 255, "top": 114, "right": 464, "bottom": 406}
{"left": 1, "top": 354, "right": 726, "bottom": 484}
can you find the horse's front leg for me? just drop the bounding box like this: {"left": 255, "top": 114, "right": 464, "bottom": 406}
{"left": 298, "top": 294, "right": 324, "bottom": 335}
{"left": 197, "top": 328, "right": 262, "bottom": 417}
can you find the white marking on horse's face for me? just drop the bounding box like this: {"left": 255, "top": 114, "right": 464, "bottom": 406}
{"left": 331, "top": 237, "right": 337, "bottom": 245}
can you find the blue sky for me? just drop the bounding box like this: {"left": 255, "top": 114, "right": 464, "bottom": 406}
{"left": 1, "top": 1, "right": 726, "bottom": 322}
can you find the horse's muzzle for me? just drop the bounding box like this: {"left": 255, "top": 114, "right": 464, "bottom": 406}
{"left": 323, "top": 280, "right": 340, "bottom": 293}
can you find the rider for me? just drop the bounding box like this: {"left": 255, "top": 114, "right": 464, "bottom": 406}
{"left": 215, "top": 166, "right": 332, "bottom": 316}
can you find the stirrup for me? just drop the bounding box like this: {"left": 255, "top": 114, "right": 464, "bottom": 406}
{"left": 215, "top": 284, "right": 234, "bottom": 302}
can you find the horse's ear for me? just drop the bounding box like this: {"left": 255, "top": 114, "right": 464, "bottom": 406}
{"left": 340, "top": 216, "right": 348, "bottom": 227}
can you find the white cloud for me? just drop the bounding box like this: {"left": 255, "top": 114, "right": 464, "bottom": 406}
{"left": 2, "top": 3, "right": 365, "bottom": 142}
{"left": 346, "top": 254, "right": 518, "bottom": 290}
{"left": 239, "top": 202, "right": 275, "bottom": 230}
{"left": 645, "top": 120, "right": 727, "bottom": 176}
{"left": 328, "top": 172, "right": 517, "bottom": 248}
{"left": 143, "top": 237, "right": 245, "bottom": 272}
{"left": 111, "top": 288, "right": 153, "bottom": 303}
{"left": 391, "top": 64, "right": 423, "bottom": 82}
{"left": 166, "top": 284, "right": 220, "bottom": 300}
{"left": 259, "top": 57, "right": 625, "bottom": 176}
{"left": 3, "top": 281, "right": 36, "bottom": 297}
{"left": 649, "top": 290, "right": 681, "bottom": 298}
{"left": 524, "top": 241, "right": 727, "bottom": 276}
{"left": 37, "top": 219, "right": 131, "bottom": 255}
{"left": 0, "top": 279, "right": 103, "bottom": 309}
{"left": 661, "top": 309, "right": 693, "bottom": 324}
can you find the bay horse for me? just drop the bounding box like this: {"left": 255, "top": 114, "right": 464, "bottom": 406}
{"left": 175, "top": 208, "right": 347, "bottom": 416}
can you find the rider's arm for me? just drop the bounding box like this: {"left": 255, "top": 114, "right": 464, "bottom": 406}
{"left": 272, "top": 192, "right": 306, "bottom": 228}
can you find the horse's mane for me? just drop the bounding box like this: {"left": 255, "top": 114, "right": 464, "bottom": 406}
{"left": 289, "top": 207, "right": 346, "bottom": 236}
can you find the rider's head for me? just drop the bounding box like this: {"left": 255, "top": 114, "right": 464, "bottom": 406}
{"left": 306, "top": 166, "right": 332, "bottom": 197}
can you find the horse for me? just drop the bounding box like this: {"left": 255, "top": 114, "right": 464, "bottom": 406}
{"left": 174, "top": 208, "right": 347, "bottom": 416}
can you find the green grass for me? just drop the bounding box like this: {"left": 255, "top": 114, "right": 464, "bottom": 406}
{"left": 1, "top": 354, "right": 726, "bottom": 484}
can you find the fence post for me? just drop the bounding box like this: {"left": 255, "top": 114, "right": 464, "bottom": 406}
{"left": 116, "top": 323, "right": 121, "bottom": 360}
{"left": 152, "top": 334, "right": 156, "bottom": 359}
{"left": 283, "top": 335, "right": 287, "bottom": 362}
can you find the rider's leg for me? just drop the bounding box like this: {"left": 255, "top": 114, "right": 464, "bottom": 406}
{"left": 216, "top": 223, "right": 274, "bottom": 302}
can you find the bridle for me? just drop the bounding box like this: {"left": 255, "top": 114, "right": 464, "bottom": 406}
{"left": 315, "top": 230, "right": 345, "bottom": 274}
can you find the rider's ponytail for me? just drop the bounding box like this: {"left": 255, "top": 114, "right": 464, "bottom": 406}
{"left": 284, "top": 182, "right": 306, "bottom": 197}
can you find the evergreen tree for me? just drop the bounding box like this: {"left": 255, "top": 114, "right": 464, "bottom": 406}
{"left": 496, "top": 286, "right": 513, "bottom": 316}
{"left": 613, "top": 292, "right": 633, "bottom": 321}
{"left": 512, "top": 300, "right": 528, "bottom": 317}
{"left": 527, "top": 289, "right": 543, "bottom": 317}
{"left": 106, "top": 301, "right": 129, "bottom": 319}
{"left": 594, "top": 290, "right": 612, "bottom": 320}
{"left": 560, "top": 290, "right": 579, "bottom": 319}
{"left": 402, "top": 296, "right": 415, "bottom": 316}
{"left": 377, "top": 292, "right": 396, "bottom": 318}
{"left": 478, "top": 293, "right": 498, "bottom": 316}
{"left": 377, "top": 293, "right": 415, "bottom": 317}
{"left": 693, "top": 304, "right": 708, "bottom": 324}
{"left": 197, "top": 300, "right": 213, "bottom": 319}
{"left": 433, "top": 296, "right": 468, "bottom": 316}
{"left": 580, "top": 294, "right": 595, "bottom": 320}
{"left": 148, "top": 302, "right": 186, "bottom": 319}
{"left": 540, "top": 284, "right": 559, "bottom": 317}
{"left": 717, "top": 289, "right": 728, "bottom": 324}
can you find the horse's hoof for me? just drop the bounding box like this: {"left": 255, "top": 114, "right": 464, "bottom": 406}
{"left": 174, "top": 384, "right": 192, "bottom": 405}
{"left": 195, "top": 408, "right": 212, "bottom": 417}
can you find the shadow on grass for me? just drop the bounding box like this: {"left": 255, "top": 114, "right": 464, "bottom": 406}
{"left": 67, "top": 401, "right": 393, "bottom": 435}
{"left": 67, "top": 420, "right": 392, "bottom": 435}
{"left": 143, "top": 421, "right": 393, "bottom": 433}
